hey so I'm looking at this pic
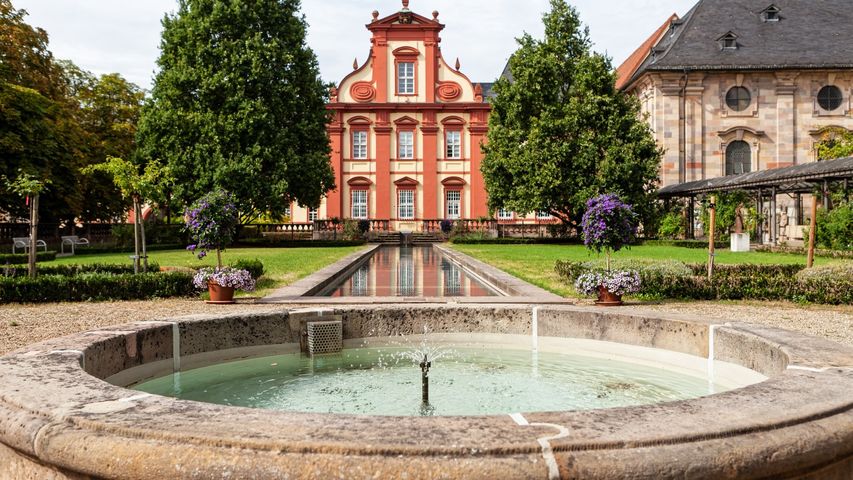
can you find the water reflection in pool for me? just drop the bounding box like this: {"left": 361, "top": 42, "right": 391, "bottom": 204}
{"left": 319, "top": 246, "right": 500, "bottom": 297}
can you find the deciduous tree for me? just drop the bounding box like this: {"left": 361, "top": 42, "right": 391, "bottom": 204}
{"left": 482, "top": 0, "right": 662, "bottom": 229}
{"left": 138, "top": 0, "right": 335, "bottom": 222}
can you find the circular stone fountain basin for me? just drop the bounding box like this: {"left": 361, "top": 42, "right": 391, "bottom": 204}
{"left": 1, "top": 305, "right": 852, "bottom": 479}
{"left": 131, "top": 340, "right": 764, "bottom": 416}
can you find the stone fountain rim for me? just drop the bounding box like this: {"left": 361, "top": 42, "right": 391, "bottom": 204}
{"left": 1, "top": 304, "right": 851, "bottom": 479}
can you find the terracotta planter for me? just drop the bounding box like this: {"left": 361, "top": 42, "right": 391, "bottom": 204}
{"left": 207, "top": 282, "right": 236, "bottom": 304}
{"left": 595, "top": 286, "right": 623, "bottom": 307}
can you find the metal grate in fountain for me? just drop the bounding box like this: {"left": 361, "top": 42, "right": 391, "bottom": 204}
{"left": 307, "top": 321, "right": 343, "bottom": 356}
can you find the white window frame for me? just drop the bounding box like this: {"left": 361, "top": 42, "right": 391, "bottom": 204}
{"left": 398, "top": 190, "right": 415, "bottom": 220}
{"left": 536, "top": 210, "right": 553, "bottom": 220}
{"left": 397, "top": 62, "right": 415, "bottom": 95}
{"left": 398, "top": 130, "right": 414, "bottom": 159}
{"left": 308, "top": 208, "right": 319, "bottom": 222}
{"left": 351, "top": 190, "right": 368, "bottom": 219}
{"left": 446, "top": 131, "right": 461, "bottom": 159}
{"left": 498, "top": 209, "right": 513, "bottom": 220}
{"left": 352, "top": 130, "right": 368, "bottom": 159}
{"left": 446, "top": 190, "right": 461, "bottom": 219}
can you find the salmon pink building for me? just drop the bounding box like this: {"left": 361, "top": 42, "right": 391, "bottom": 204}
{"left": 298, "top": 1, "right": 493, "bottom": 231}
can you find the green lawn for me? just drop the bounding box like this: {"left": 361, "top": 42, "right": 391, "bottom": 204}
{"left": 450, "top": 244, "right": 843, "bottom": 297}
{"left": 50, "top": 246, "right": 366, "bottom": 297}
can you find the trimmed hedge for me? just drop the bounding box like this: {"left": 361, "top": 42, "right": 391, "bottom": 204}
{"left": 230, "top": 258, "right": 265, "bottom": 279}
{"left": 237, "top": 239, "right": 366, "bottom": 248}
{"left": 0, "top": 271, "right": 194, "bottom": 303}
{"left": 685, "top": 263, "right": 805, "bottom": 278}
{"left": 1, "top": 263, "right": 160, "bottom": 278}
{"left": 451, "top": 237, "right": 584, "bottom": 245}
{"left": 555, "top": 260, "right": 851, "bottom": 305}
{"left": 642, "top": 239, "right": 728, "bottom": 249}
{"left": 0, "top": 251, "right": 57, "bottom": 264}
{"left": 75, "top": 244, "right": 186, "bottom": 255}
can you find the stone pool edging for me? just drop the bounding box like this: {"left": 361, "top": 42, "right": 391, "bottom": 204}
{"left": 260, "top": 244, "right": 566, "bottom": 304}
{"left": 0, "top": 305, "right": 851, "bottom": 479}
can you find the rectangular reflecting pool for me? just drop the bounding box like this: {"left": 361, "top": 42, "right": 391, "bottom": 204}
{"left": 317, "top": 246, "right": 501, "bottom": 297}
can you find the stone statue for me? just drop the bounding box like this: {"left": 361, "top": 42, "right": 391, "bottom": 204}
{"left": 779, "top": 204, "right": 789, "bottom": 242}
{"left": 734, "top": 203, "right": 744, "bottom": 235}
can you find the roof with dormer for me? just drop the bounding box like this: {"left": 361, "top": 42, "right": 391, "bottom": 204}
{"left": 622, "top": 0, "right": 853, "bottom": 90}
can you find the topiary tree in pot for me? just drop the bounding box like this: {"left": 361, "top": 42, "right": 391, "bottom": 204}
{"left": 185, "top": 189, "right": 255, "bottom": 303}
{"left": 577, "top": 194, "right": 641, "bottom": 306}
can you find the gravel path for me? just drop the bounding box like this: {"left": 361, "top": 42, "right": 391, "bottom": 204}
{"left": 1, "top": 299, "right": 850, "bottom": 355}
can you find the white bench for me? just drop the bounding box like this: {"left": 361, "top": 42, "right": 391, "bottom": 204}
{"left": 12, "top": 237, "right": 47, "bottom": 254}
{"left": 61, "top": 236, "right": 90, "bottom": 255}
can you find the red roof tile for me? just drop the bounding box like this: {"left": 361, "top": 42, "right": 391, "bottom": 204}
{"left": 616, "top": 13, "right": 678, "bottom": 90}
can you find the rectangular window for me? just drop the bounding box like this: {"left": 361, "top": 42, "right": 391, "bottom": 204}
{"left": 446, "top": 131, "right": 461, "bottom": 159}
{"left": 397, "top": 62, "right": 415, "bottom": 95}
{"left": 398, "top": 190, "right": 414, "bottom": 220}
{"left": 352, "top": 130, "right": 368, "bottom": 159}
{"left": 351, "top": 190, "right": 368, "bottom": 219}
{"left": 398, "top": 256, "right": 415, "bottom": 296}
{"left": 398, "top": 131, "right": 414, "bottom": 159}
{"left": 446, "top": 190, "right": 461, "bottom": 219}
{"left": 498, "top": 209, "right": 513, "bottom": 220}
{"left": 536, "top": 210, "right": 553, "bottom": 220}
{"left": 309, "top": 208, "right": 319, "bottom": 222}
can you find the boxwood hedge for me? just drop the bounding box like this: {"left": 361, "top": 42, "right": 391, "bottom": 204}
{"left": 0, "top": 271, "right": 194, "bottom": 303}
{"left": 555, "top": 260, "right": 852, "bottom": 305}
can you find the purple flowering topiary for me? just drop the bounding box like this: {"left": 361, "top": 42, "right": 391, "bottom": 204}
{"left": 185, "top": 189, "right": 239, "bottom": 267}
{"left": 581, "top": 194, "right": 638, "bottom": 269}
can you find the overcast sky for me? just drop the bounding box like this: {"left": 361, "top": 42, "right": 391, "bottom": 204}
{"left": 13, "top": 0, "right": 697, "bottom": 90}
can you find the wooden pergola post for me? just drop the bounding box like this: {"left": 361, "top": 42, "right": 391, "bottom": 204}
{"left": 807, "top": 194, "right": 818, "bottom": 268}
{"left": 707, "top": 195, "right": 716, "bottom": 280}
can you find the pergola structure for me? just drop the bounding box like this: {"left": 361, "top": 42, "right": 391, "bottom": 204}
{"left": 658, "top": 157, "right": 853, "bottom": 243}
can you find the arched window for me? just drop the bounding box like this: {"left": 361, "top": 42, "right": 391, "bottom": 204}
{"left": 726, "top": 141, "right": 751, "bottom": 175}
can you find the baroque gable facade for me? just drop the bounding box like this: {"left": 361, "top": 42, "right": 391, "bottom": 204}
{"left": 297, "top": 1, "right": 491, "bottom": 231}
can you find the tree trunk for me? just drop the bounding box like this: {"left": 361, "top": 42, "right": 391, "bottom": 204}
{"left": 28, "top": 194, "right": 39, "bottom": 279}
{"left": 139, "top": 204, "right": 149, "bottom": 273}
{"left": 216, "top": 249, "right": 223, "bottom": 269}
{"left": 133, "top": 197, "right": 141, "bottom": 274}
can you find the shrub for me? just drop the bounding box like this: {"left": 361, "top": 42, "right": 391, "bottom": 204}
{"left": 2, "top": 263, "right": 160, "bottom": 278}
{"left": 0, "top": 251, "right": 57, "bottom": 264}
{"left": 795, "top": 263, "right": 853, "bottom": 282}
{"left": 0, "top": 272, "right": 194, "bottom": 303}
{"left": 657, "top": 212, "right": 685, "bottom": 239}
{"left": 358, "top": 220, "right": 371, "bottom": 234}
{"left": 686, "top": 263, "right": 805, "bottom": 278}
{"left": 815, "top": 203, "right": 853, "bottom": 251}
{"left": 555, "top": 259, "right": 692, "bottom": 283}
{"left": 440, "top": 219, "right": 453, "bottom": 234}
{"left": 555, "top": 259, "right": 851, "bottom": 304}
{"left": 642, "top": 239, "right": 728, "bottom": 249}
{"left": 230, "top": 258, "right": 265, "bottom": 280}
{"left": 342, "top": 219, "right": 363, "bottom": 241}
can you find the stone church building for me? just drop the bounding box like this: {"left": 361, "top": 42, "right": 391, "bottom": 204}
{"left": 617, "top": 0, "right": 853, "bottom": 240}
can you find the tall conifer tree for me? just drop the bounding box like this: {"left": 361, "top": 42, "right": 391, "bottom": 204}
{"left": 138, "top": 0, "right": 335, "bottom": 220}
{"left": 482, "top": 0, "right": 662, "bottom": 228}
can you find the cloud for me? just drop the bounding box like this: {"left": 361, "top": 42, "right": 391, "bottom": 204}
{"left": 13, "top": 0, "right": 698, "bottom": 90}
